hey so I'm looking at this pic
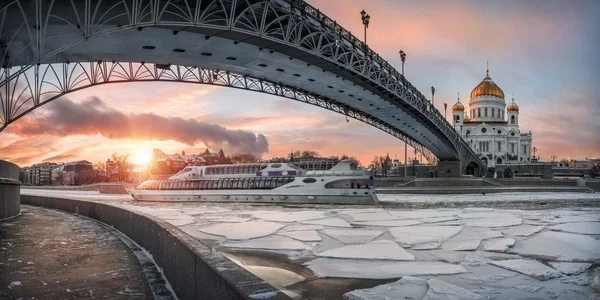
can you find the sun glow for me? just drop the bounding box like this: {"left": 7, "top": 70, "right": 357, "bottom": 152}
{"left": 132, "top": 150, "right": 152, "bottom": 165}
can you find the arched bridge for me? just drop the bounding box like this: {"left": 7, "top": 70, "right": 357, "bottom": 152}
{"left": 0, "top": 0, "right": 484, "bottom": 176}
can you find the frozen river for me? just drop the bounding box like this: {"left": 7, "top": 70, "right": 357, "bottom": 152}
{"left": 21, "top": 189, "right": 600, "bottom": 299}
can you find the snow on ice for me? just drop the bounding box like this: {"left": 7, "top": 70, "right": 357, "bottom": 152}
{"left": 422, "top": 278, "right": 484, "bottom": 300}
{"left": 306, "top": 258, "right": 468, "bottom": 279}
{"left": 512, "top": 231, "right": 600, "bottom": 262}
{"left": 548, "top": 262, "right": 591, "bottom": 275}
{"left": 199, "top": 221, "right": 284, "bottom": 240}
{"left": 252, "top": 211, "right": 326, "bottom": 222}
{"left": 343, "top": 276, "right": 428, "bottom": 300}
{"left": 278, "top": 230, "right": 321, "bottom": 242}
{"left": 484, "top": 238, "right": 516, "bottom": 253}
{"left": 350, "top": 219, "right": 423, "bottom": 227}
{"left": 322, "top": 229, "right": 383, "bottom": 244}
{"left": 548, "top": 222, "right": 600, "bottom": 235}
{"left": 499, "top": 225, "right": 545, "bottom": 237}
{"left": 389, "top": 226, "right": 463, "bottom": 246}
{"left": 489, "top": 259, "right": 561, "bottom": 280}
{"left": 301, "top": 218, "right": 352, "bottom": 228}
{"left": 317, "top": 240, "right": 415, "bottom": 261}
{"left": 221, "top": 235, "right": 311, "bottom": 251}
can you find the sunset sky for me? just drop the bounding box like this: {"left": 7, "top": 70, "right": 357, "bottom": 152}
{"left": 1, "top": 0, "right": 599, "bottom": 167}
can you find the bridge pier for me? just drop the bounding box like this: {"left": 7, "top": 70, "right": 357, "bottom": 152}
{"left": 437, "top": 160, "right": 462, "bottom": 177}
{"left": 0, "top": 160, "right": 21, "bottom": 219}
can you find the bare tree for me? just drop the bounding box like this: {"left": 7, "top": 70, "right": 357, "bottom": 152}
{"left": 93, "top": 161, "right": 106, "bottom": 182}
{"left": 230, "top": 153, "right": 260, "bottom": 164}
{"left": 111, "top": 153, "right": 130, "bottom": 182}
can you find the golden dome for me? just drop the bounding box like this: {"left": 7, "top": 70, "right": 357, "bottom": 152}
{"left": 470, "top": 70, "right": 505, "bottom": 99}
{"left": 452, "top": 98, "right": 465, "bottom": 111}
{"left": 507, "top": 97, "right": 519, "bottom": 112}
{"left": 464, "top": 116, "right": 471, "bottom": 122}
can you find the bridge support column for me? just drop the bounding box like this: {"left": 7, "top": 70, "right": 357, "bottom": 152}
{"left": 0, "top": 160, "right": 21, "bottom": 219}
{"left": 437, "top": 160, "right": 461, "bottom": 177}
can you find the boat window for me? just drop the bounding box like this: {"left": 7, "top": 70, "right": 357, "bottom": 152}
{"left": 187, "top": 181, "right": 193, "bottom": 189}
{"left": 248, "top": 178, "right": 255, "bottom": 189}
{"left": 234, "top": 179, "right": 241, "bottom": 189}
{"left": 227, "top": 178, "right": 234, "bottom": 189}
{"left": 350, "top": 163, "right": 358, "bottom": 170}
{"left": 176, "top": 167, "right": 192, "bottom": 175}
{"left": 197, "top": 181, "right": 203, "bottom": 190}
{"left": 277, "top": 177, "right": 285, "bottom": 186}
{"left": 245, "top": 165, "right": 251, "bottom": 174}
{"left": 217, "top": 179, "right": 223, "bottom": 189}
{"left": 257, "top": 178, "right": 265, "bottom": 189}
{"left": 207, "top": 181, "right": 213, "bottom": 189}
{"left": 271, "top": 163, "right": 282, "bottom": 168}
{"left": 260, "top": 164, "right": 268, "bottom": 170}
{"left": 303, "top": 178, "right": 317, "bottom": 183}
{"left": 242, "top": 178, "right": 248, "bottom": 189}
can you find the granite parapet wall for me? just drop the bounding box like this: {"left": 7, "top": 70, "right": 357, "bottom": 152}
{"left": 0, "top": 160, "right": 21, "bottom": 219}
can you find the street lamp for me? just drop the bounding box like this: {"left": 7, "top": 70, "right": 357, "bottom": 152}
{"left": 399, "top": 50, "right": 406, "bottom": 76}
{"left": 431, "top": 86, "right": 435, "bottom": 106}
{"left": 444, "top": 103, "right": 447, "bottom": 121}
{"left": 360, "top": 10, "right": 370, "bottom": 47}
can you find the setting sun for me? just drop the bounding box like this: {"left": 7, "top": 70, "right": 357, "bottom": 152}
{"left": 132, "top": 150, "right": 152, "bottom": 165}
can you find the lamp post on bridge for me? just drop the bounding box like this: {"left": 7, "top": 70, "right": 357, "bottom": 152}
{"left": 399, "top": 50, "right": 406, "bottom": 76}
{"left": 431, "top": 86, "right": 435, "bottom": 106}
{"left": 360, "top": 10, "right": 370, "bottom": 48}
{"left": 399, "top": 49, "right": 407, "bottom": 177}
{"left": 444, "top": 103, "right": 447, "bottom": 121}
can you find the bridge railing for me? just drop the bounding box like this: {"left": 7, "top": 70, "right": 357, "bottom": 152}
{"left": 298, "top": 0, "right": 479, "bottom": 164}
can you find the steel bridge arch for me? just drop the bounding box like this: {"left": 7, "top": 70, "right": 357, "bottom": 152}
{"left": 2, "top": 61, "right": 435, "bottom": 159}
{"left": 0, "top": 0, "right": 483, "bottom": 174}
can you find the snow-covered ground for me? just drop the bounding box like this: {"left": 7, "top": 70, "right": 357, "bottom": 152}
{"left": 20, "top": 189, "right": 600, "bottom": 299}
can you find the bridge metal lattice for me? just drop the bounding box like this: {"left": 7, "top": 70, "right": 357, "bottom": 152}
{"left": 0, "top": 0, "right": 482, "bottom": 170}
{"left": 1, "top": 61, "right": 434, "bottom": 160}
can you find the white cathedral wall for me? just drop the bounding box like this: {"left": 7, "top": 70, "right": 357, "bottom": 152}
{"left": 459, "top": 123, "right": 533, "bottom": 167}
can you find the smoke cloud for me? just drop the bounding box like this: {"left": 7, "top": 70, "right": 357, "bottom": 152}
{"left": 9, "top": 97, "right": 269, "bottom": 155}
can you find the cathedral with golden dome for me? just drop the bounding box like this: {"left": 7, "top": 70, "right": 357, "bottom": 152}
{"left": 452, "top": 68, "right": 533, "bottom": 167}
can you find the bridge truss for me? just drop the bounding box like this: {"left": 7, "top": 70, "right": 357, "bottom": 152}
{"left": 0, "top": 0, "right": 482, "bottom": 170}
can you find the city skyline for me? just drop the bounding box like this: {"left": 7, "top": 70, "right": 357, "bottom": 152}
{"left": 1, "top": 0, "right": 599, "bottom": 166}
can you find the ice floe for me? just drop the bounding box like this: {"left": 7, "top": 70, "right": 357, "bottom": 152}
{"left": 389, "top": 210, "right": 459, "bottom": 219}
{"left": 199, "top": 221, "right": 284, "bottom": 240}
{"left": 345, "top": 212, "right": 397, "bottom": 221}
{"left": 279, "top": 224, "right": 324, "bottom": 232}
{"left": 350, "top": 219, "right": 422, "bottom": 227}
{"left": 221, "top": 235, "right": 311, "bottom": 251}
{"left": 484, "top": 238, "right": 516, "bottom": 253}
{"left": 389, "top": 226, "right": 463, "bottom": 246}
{"left": 499, "top": 225, "right": 545, "bottom": 237}
{"left": 278, "top": 230, "right": 321, "bottom": 242}
{"left": 489, "top": 259, "right": 560, "bottom": 280}
{"left": 540, "top": 215, "right": 599, "bottom": 224}
{"left": 203, "top": 216, "right": 249, "bottom": 223}
{"left": 422, "top": 278, "right": 484, "bottom": 300}
{"left": 512, "top": 231, "right": 600, "bottom": 262}
{"left": 427, "top": 250, "right": 468, "bottom": 264}
{"left": 411, "top": 242, "right": 441, "bottom": 250}
{"left": 462, "top": 216, "right": 522, "bottom": 227}
{"left": 252, "top": 211, "right": 327, "bottom": 222}
{"left": 322, "top": 229, "right": 383, "bottom": 244}
{"left": 548, "top": 262, "right": 591, "bottom": 275}
{"left": 441, "top": 227, "right": 503, "bottom": 251}
{"left": 301, "top": 218, "right": 352, "bottom": 228}
{"left": 419, "top": 216, "right": 460, "bottom": 223}
{"left": 513, "top": 284, "right": 543, "bottom": 293}
{"left": 317, "top": 240, "right": 415, "bottom": 261}
{"left": 343, "top": 276, "right": 428, "bottom": 300}
{"left": 548, "top": 222, "right": 600, "bottom": 235}
{"left": 306, "top": 258, "right": 468, "bottom": 279}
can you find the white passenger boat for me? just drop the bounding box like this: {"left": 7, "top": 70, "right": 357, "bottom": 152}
{"left": 131, "top": 160, "right": 379, "bottom": 205}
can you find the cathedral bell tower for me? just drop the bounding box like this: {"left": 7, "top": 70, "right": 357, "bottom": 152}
{"left": 452, "top": 93, "right": 465, "bottom": 132}
{"left": 507, "top": 96, "right": 519, "bottom": 127}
